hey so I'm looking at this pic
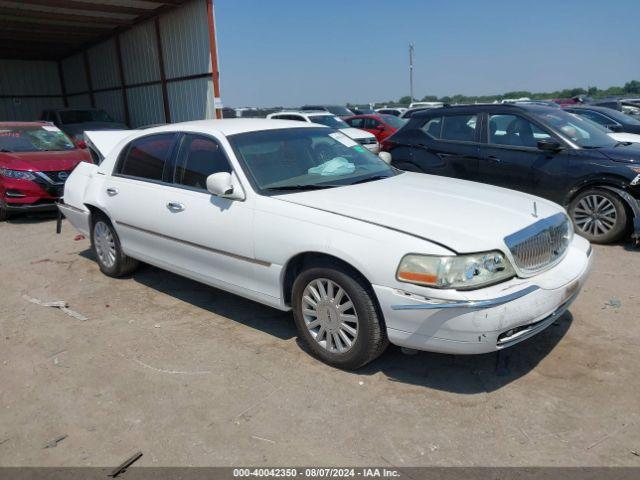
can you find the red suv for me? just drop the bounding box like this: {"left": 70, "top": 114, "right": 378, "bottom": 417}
{"left": 344, "top": 114, "right": 407, "bottom": 142}
{"left": 0, "top": 122, "right": 90, "bottom": 220}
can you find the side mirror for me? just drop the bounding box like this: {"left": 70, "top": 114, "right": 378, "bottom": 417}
{"left": 206, "top": 172, "right": 245, "bottom": 200}
{"left": 608, "top": 124, "right": 622, "bottom": 132}
{"left": 75, "top": 139, "right": 87, "bottom": 149}
{"left": 376, "top": 124, "right": 385, "bottom": 131}
{"left": 378, "top": 152, "right": 392, "bottom": 164}
{"left": 537, "top": 138, "right": 563, "bottom": 152}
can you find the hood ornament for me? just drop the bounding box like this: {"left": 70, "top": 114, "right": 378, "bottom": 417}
{"left": 532, "top": 201, "right": 538, "bottom": 218}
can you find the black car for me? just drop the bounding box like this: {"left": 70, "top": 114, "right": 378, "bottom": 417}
{"left": 384, "top": 104, "right": 640, "bottom": 244}
{"left": 564, "top": 105, "right": 640, "bottom": 134}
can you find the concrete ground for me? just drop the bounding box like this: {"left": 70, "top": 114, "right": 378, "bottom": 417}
{"left": 0, "top": 213, "right": 639, "bottom": 468}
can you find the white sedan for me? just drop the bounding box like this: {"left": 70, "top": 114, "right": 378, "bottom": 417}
{"left": 59, "top": 119, "right": 592, "bottom": 369}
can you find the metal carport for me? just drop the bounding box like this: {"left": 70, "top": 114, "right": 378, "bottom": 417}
{"left": 0, "top": 0, "right": 222, "bottom": 126}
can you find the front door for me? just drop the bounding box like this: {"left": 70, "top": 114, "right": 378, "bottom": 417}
{"left": 477, "top": 113, "right": 567, "bottom": 202}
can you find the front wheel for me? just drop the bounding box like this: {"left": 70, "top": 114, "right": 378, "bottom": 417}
{"left": 292, "top": 263, "right": 388, "bottom": 370}
{"left": 90, "top": 214, "right": 139, "bottom": 277}
{"left": 569, "top": 189, "right": 628, "bottom": 244}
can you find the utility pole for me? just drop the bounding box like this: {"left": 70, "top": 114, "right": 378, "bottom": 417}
{"left": 409, "top": 42, "right": 415, "bottom": 103}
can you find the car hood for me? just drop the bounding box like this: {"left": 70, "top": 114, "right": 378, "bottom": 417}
{"left": 275, "top": 172, "right": 564, "bottom": 253}
{"left": 339, "top": 127, "right": 375, "bottom": 140}
{"left": 0, "top": 149, "right": 89, "bottom": 171}
{"left": 595, "top": 144, "right": 640, "bottom": 164}
{"left": 608, "top": 132, "right": 640, "bottom": 144}
{"left": 63, "top": 122, "right": 129, "bottom": 136}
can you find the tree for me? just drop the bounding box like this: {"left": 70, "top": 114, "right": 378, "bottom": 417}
{"left": 420, "top": 95, "right": 438, "bottom": 102}
{"left": 624, "top": 81, "right": 640, "bottom": 94}
{"left": 398, "top": 95, "right": 412, "bottom": 105}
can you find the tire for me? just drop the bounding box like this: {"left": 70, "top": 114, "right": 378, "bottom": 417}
{"left": 90, "top": 213, "right": 139, "bottom": 277}
{"left": 0, "top": 203, "right": 9, "bottom": 222}
{"left": 291, "top": 261, "right": 388, "bottom": 370}
{"left": 569, "top": 188, "right": 628, "bottom": 244}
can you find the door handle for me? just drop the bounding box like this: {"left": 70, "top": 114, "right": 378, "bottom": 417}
{"left": 487, "top": 155, "right": 501, "bottom": 163}
{"left": 106, "top": 187, "right": 119, "bottom": 196}
{"left": 166, "top": 202, "right": 185, "bottom": 212}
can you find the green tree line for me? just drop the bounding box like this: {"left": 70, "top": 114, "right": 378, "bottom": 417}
{"left": 370, "top": 80, "right": 640, "bottom": 108}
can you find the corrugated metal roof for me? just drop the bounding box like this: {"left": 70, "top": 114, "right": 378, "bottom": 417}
{"left": 0, "top": 0, "right": 191, "bottom": 60}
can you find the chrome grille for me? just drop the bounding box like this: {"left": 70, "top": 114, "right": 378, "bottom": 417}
{"left": 504, "top": 213, "right": 573, "bottom": 275}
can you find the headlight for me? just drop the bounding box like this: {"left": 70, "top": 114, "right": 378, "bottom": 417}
{"left": 0, "top": 167, "right": 36, "bottom": 180}
{"left": 397, "top": 251, "right": 516, "bottom": 290}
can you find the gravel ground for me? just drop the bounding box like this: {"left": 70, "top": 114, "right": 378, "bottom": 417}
{"left": 0, "top": 213, "right": 639, "bottom": 467}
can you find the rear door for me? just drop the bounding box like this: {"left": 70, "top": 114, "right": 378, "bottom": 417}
{"left": 102, "top": 133, "right": 181, "bottom": 261}
{"left": 402, "top": 113, "right": 481, "bottom": 181}
{"left": 477, "top": 112, "right": 568, "bottom": 201}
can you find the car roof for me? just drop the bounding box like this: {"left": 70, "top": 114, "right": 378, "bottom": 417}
{"left": 565, "top": 104, "right": 616, "bottom": 113}
{"left": 410, "top": 103, "right": 557, "bottom": 118}
{"left": 137, "top": 119, "right": 319, "bottom": 136}
{"left": 271, "top": 111, "right": 332, "bottom": 117}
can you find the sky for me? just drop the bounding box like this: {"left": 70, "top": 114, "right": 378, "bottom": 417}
{"left": 214, "top": 0, "right": 640, "bottom": 107}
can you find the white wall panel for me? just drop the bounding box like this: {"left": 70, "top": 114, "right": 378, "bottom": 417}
{"left": 0, "top": 97, "right": 64, "bottom": 121}
{"left": 88, "top": 39, "right": 120, "bottom": 90}
{"left": 95, "top": 90, "right": 126, "bottom": 124}
{"left": 0, "top": 60, "right": 61, "bottom": 96}
{"left": 62, "top": 54, "right": 88, "bottom": 94}
{"left": 160, "top": 0, "right": 211, "bottom": 78}
{"left": 167, "top": 77, "right": 215, "bottom": 123}
{"left": 67, "top": 94, "right": 92, "bottom": 108}
{"left": 120, "top": 21, "right": 161, "bottom": 85}
{"left": 127, "top": 85, "right": 164, "bottom": 127}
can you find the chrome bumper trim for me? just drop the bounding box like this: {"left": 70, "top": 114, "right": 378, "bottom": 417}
{"left": 390, "top": 285, "right": 540, "bottom": 311}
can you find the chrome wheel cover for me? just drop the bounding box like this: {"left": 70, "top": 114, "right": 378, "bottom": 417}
{"left": 301, "top": 278, "right": 359, "bottom": 354}
{"left": 94, "top": 221, "right": 117, "bottom": 268}
{"left": 573, "top": 194, "right": 617, "bottom": 237}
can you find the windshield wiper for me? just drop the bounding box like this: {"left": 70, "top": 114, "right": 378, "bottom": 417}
{"left": 349, "top": 175, "right": 392, "bottom": 185}
{"left": 614, "top": 141, "right": 633, "bottom": 148}
{"left": 264, "top": 184, "right": 339, "bottom": 192}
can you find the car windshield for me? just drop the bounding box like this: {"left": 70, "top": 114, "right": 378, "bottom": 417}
{"left": 228, "top": 127, "right": 396, "bottom": 192}
{"left": 309, "top": 115, "right": 349, "bottom": 129}
{"left": 598, "top": 108, "right": 640, "bottom": 126}
{"left": 537, "top": 110, "right": 617, "bottom": 148}
{"left": 59, "top": 109, "right": 114, "bottom": 124}
{"left": 326, "top": 106, "right": 354, "bottom": 116}
{"left": 380, "top": 115, "right": 407, "bottom": 128}
{"left": 0, "top": 125, "right": 76, "bottom": 152}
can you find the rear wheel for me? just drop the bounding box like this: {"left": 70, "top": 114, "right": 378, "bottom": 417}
{"left": 292, "top": 262, "right": 388, "bottom": 370}
{"left": 569, "top": 188, "right": 627, "bottom": 244}
{"left": 90, "top": 213, "right": 139, "bottom": 277}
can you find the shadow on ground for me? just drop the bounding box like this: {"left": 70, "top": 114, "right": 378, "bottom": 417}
{"left": 6, "top": 211, "right": 58, "bottom": 224}
{"left": 78, "top": 252, "right": 573, "bottom": 394}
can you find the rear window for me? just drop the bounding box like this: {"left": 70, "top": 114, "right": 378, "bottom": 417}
{"left": 59, "top": 109, "right": 114, "bottom": 124}
{"left": 118, "top": 133, "right": 176, "bottom": 181}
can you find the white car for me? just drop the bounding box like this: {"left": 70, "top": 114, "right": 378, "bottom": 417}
{"left": 267, "top": 111, "right": 379, "bottom": 154}
{"left": 376, "top": 107, "right": 407, "bottom": 117}
{"left": 408, "top": 102, "right": 444, "bottom": 109}
{"left": 59, "top": 119, "right": 592, "bottom": 369}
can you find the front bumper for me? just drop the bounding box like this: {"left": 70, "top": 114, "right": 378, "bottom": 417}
{"left": 373, "top": 237, "right": 593, "bottom": 354}
{"left": 1, "top": 176, "right": 64, "bottom": 212}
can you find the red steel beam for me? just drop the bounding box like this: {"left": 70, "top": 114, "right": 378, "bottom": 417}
{"left": 206, "top": 0, "right": 222, "bottom": 119}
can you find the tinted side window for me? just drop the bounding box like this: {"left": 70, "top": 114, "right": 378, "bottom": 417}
{"left": 119, "top": 134, "right": 175, "bottom": 181}
{"left": 441, "top": 114, "right": 477, "bottom": 142}
{"left": 488, "top": 114, "right": 550, "bottom": 148}
{"left": 364, "top": 118, "right": 381, "bottom": 129}
{"left": 174, "top": 135, "right": 231, "bottom": 190}
{"left": 347, "top": 117, "right": 365, "bottom": 128}
{"left": 420, "top": 117, "right": 443, "bottom": 139}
